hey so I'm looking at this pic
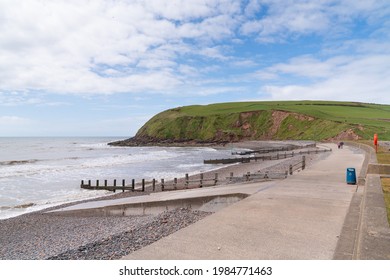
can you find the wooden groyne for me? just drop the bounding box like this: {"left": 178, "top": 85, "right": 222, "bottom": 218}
{"left": 80, "top": 173, "right": 219, "bottom": 193}
{"left": 81, "top": 179, "right": 152, "bottom": 192}
{"left": 232, "top": 143, "right": 316, "bottom": 155}
{"left": 205, "top": 148, "right": 331, "bottom": 165}
{"left": 81, "top": 142, "right": 319, "bottom": 194}
{"left": 80, "top": 155, "right": 308, "bottom": 193}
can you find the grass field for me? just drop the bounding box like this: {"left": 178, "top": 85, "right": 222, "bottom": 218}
{"left": 182, "top": 100, "right": 390, "bottom": 120}
{"left": 167, "top": 101, "right": 390, "bottom": 140}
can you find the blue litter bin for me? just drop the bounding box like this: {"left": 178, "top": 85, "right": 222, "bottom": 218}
{"left": 346, "top": 168, "right": 356, "bottom": 185}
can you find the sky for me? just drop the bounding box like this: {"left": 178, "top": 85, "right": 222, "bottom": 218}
{"left": 0, "top": 0, "right": 390, "bottom": 137}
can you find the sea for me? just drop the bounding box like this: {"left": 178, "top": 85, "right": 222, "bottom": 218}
{"left": 0, "top": 137, "right": 235, "bottom": 220}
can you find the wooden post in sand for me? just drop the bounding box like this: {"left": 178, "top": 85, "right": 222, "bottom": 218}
{"left": 302, "top": 156, "right": 306, "bottom": 170}
{"left": 199, "top": 173, "right": 203, "bottom": 188}
{"left": 131, "top": 179, "right": 135, "bottom": 191}
{"left": 113, "top": 179, "right": 117, "bottom": 192}
{"left": 114, "top": 179, "right": 121, "bottom": 192}
{"left": 161, "top": 179, "right": 165, "bottom": 191}
{"left": 152, "top": 179, "right": 156, "bottom": 191}
{"left": 185, "top": 173, "right": 189, "bottom": 188}
{"left": 174, "top": 178, "right": 177, "bottom": 190}
{"left": 105, "top": 179, "right": 114, "bottom": 193}
{"left": 214, "top": 173, "right": 218, "bottom": 185}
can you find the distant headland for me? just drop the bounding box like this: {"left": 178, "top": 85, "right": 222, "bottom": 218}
{"left": 109, "top": 100, "right": 390, "bottom": 146}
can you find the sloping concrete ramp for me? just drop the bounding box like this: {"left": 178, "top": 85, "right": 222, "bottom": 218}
{"left": 49, "top": 193, "right": 249, "bottom": 217}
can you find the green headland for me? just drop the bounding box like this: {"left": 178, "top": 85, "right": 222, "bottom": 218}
{"left": 111, "top": 100, "right": 390, "bottom": 146}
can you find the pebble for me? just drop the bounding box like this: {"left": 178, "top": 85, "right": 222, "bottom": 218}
{"left": 0, "top": 208, "right": 210, "bottom": 260}
{"left": 48, "top": 208, "right": 210, "bottom": 260}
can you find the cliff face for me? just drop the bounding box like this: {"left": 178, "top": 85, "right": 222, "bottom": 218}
{"left": 134, "top": 110, "right": 274, "bottom": 144}
{"left": 109, "top": 106, "right": 364, "bottom": 146}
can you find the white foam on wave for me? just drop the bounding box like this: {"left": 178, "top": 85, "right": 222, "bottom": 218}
{"left": 143, "top": 171, "right": 184, "bottom": 181}
{"left": 0, "top": 189, "right": 113, "bottom": 220}
{"left": 0, "top": 163, "right": 51, "bottom": 179}
{"left": 177, "top": 163, "right": 204, "bottom": 169}
{"left": 78, "top": 142, "right": 111, "bottom": 149}
{"left": 0, "top": 149, "right": 181, "bottom": 179}
{"left": 80, "top": 150, "right": 179, "bottom": 168}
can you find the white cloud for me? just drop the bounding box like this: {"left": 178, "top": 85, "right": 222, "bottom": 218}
{"left": 260, "top": 55, "right": 353, "bottom": 79}
{"left": 0, "top": 0, "right": 389, "bottom": 103}
{"left": 0, "top": 116, "right": 31, "bottom": 125}
{"left": 241, "top": 1, "right": 330, "bottom": 41}
{"left": 261, "top": 53, "right": 390, "bottom": 104}
{"left": 230, "top": 59, "right": 258, "bottom": 68}
{"left": 145, "top": 0, "right": 223, "bottom": 21}
{"left": 98, "top": 115, "right": 154, "bottom": 136}
{"left": 194, "top": 86, "right": 248, "bottom": 96}
{"left": 198, "top": 46, "right": 231, "bottom": 60}
{"left": 0, "top": 0, "right": 242, "bottom": 96}
{"left": 241, "top": 0, "right": 390, "bottom": 41}
{"left": 178, "top": 65, "right": 199, "bottom": 76}
{"left": 0, "top": 91, "right": 42, "bottom": 106}
{"left": 244, "top": 0, "right": 263, "bottom": 17}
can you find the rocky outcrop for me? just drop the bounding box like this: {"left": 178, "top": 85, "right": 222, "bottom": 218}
{"left": 108, "top": 136, "right": 229, "bottom": 147}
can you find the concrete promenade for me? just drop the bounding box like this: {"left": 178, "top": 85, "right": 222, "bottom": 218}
{"left": 122, "top": 144, "right": 366, "bottom": 259}
{"left": 51, "top": 142, "right": 390, "bottom": 259}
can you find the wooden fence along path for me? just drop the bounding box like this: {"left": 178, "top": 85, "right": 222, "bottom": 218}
{"left": 227, "top": 155, "right": 306, "bottom": 183}
{"left": 232, "top": 143, "right": 316, "bottom": 155}
{"left": 80, "top": 155, "right": 309, "bottom": 193}
{"left": 204, "top": 148, "right": 331, "bottom": 164}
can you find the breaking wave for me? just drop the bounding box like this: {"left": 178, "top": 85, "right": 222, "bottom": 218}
{"left": 0, "top": 159, "right": 39, "bottom": 166}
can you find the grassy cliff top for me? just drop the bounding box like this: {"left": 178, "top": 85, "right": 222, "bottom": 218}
{"left": 166, "top": 100, "right": 390, "bottom": 125}
{"left": 113, "top": 101, "right": 390, "bottom": 146}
